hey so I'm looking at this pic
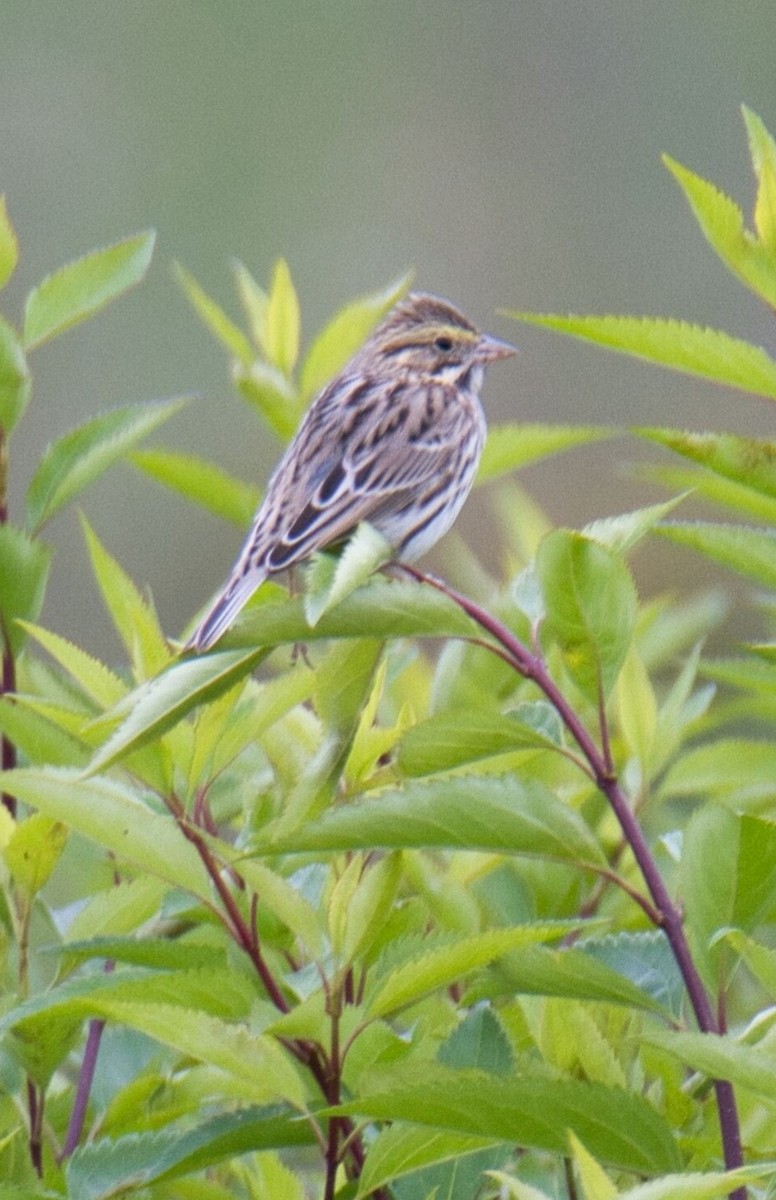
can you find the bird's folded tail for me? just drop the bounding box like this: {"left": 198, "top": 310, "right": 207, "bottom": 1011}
{"left": 186, "top": 566, "right": 267, "bottom": 652}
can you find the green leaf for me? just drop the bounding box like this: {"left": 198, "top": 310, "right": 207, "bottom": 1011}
{"left": 0, "top": 194, "right": 19, "bottom": 289}
{"left": 492, "top": 941, "right": 666, "bottom": 1014}
{"left": 173, "top": 262, "right": 254, "bottom": 364}
{"left": 583, "top": 495, "right": 687, "bottom": 554}
{"left": 477, "top": 423, "right": 613, "bottom": 485}
{"left": 0, "top": 525, "right": 51, "bottom": 656}
{"left": 343, "top": 854, "right": 402, "bottom": 964}
{"left": 266, "top": 775, "right": 605, "bottom": 864}
{"left": 440, "top": 1002, "right": 514, "bottom": 1072}
{"left": 485, "top": 1172, "right": 554, "bottom": 1200}
{"left": 19, "top": 621, "right": 126, "bottom": 708}
{"left": 679, "top": 806, "right": 738, "bottom": 987}
{"left": 638, "top": 426, "right": 776, "bottom": 501}
{"left": 264, "top": 258, "right": 300, "bottom": 376}
{"left": 537, "top": 530, "right": 637, "bottom": 701}
{"left": 304, "top": 523, "right": 392, "bottom": 626}
{"left": 4, "top": 1008, "right": 81, "bottom": 1088}
{"left": 5, "top": 964, "right": 252, "bottom": 1028}
{"left": 366, "top": 923, "right": 583, "bottom": 1018}
{"left": 314, "top": 636, "right": 384, "bottom": 730}
{"left": 5, "top": 981, "right": 303, "bottom": 1107}
{"left": 641, "top": 461, "right": 776, "bottom": 524}
{"left": 568, "top": 1133, "right": 617, "bottom": 1200}
{"left": 66, "top": 875, "right": 166, "bottom": 943}
{"left": 398, "top": 705, "right": 563, "bottom": 776}
{"left": 681, "top": 810, "right": 776, "bottom": 986}
{"left": 66, "top": 1107, "right": 314, "bottom": 1199}
{"left": 232, "top": 259, "right": 269, "bottom": 348}
{"left": 615, "top": 643, "right": 657, "bottom": 768}
{"left": 233, "top": 358, "right": 301, "bottom": 440}
{"left": 91, "top": 1000, "right": 304, "bottom": 1105}
{"left": 4, "top": 813, "right": 68, "bottom": 897}
{"left": 743, "top": 105, "right": 776, "bottom": 250}
{"left": 663, "top": 153, "right": 776, "bottom": 309}
{"left": 582, "top": 932, "right": 685, "bottom": 1016}
{"left": 0, "top": 694, "right": 91, "bottom": 768}
{"left": 128, "top": 446, "right": 261, "bottom": 527}
{"left": 334, "top": 1066, "right": 681, "bottom": 1174}
{"left": 0, "top": 313, "right": 30, "bottom": 435}
{"left": 621, "top": 1167, "right": 776, "bottom": 1200}
{"left": 656, "top": 520, "right": 776, "bottom": 590}
{"left": 81, "top": 515, "right": 171, "bottom": 677}
{"left": 662, "top": 738, "right": 776, "bottom": 810}
{"left": 645, "top": 1028, "right": 776, "bottom": 1104}
{"left": 55, "top": 935, "right": 225, "bottom": 973}
{"left": 23, "top": 230, "right": 155, "bottom": 349}
{"left": 227, "top": 576, "right": 476, "bottom": 648}
{"left": 2, "top": 768, "right": 212, "bottom": 897}
{"left": 27, "top": 397, "right": 187, "bottom": 533}
{"left": 86, "top": 647, "right": 267, "bottom": 774}
{"left": 511, "top": 311, "right": 776, "bottom": 400}
{"left": 721, "top": 929, "right": 776, "bottom": 997}
{"left": 300, "top": 274, "right": 411, "bottom": 399}
{"left": 358, "top": 1127, "right": 500, "bottom": 1200}
{"left": 187, "top": 666, "right": 315, "bottom": 789}
{"left": 237, "top": 857, "right": 323, "bottom": 956}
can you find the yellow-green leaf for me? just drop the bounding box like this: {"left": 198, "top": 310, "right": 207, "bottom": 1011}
{"left": 174, "top": 262, "right": 254, "bottom": 365}
{"left": 24, "top": 230, "right": 155, "bottom": 349}
{"left": 304, "top": 522, "right": 392, "bottom": 627}
{"left": 4, "top": 813, "right": 68, "bottom": 898}
{"left": 663, "top": 154, "right": 776, "bottom": 309}
{"left": 477, "top": 423, "right": 613, "bottom": 485}
{"left": 568, "top": 1132, "right": 618, "bottom": 1200}
{"left": 742, "top": 105, "right": 776, "bottom": 250}
{"left": 300, "top": 274, "right": 411, "bottom": 399}
{"left": 511, "top": 312, "right": 776, "bottom": 400}
{"left": 27, "top": 398, "right": 187, "bottom": 533}
{"left": 537, "top": 530, "right": 637, "bottom": 701}
{"left": 233, "top": 358, "right": 301, "bottom": 440}
{"left": 232, "top": 259, "right": 269, "bottom": 348}
{"left": 129, "top": 446, "right": 261, "bottom": 527}
{"left": 0, "top": 313, "right": 31, "bottom": 435}
{"left": 18, "top": 621, "right": 126, "bottom": 709}
{"left": 2, "top": 768, "right": 212, "bottom": 898}
{"left": 0, "top": 525, "right": 51, "bottom": 657}
{"left": 0, "top": 194, "right": 19, "bottom": 290}
{"left": 80, "top": 515, "right": 171, "bottom": 679}
{"left": 264, "top": 258, "right": 300, "bottom": 376}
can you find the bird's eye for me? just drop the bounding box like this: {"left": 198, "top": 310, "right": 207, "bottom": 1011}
{"left": 434, "top": 336, "right": 453, "bottom": 352}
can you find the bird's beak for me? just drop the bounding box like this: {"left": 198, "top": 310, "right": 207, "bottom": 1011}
{"left": 476, "top": 333, "right": 518, "bottom": 362}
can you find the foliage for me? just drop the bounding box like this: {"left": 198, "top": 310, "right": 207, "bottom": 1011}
{"left": 2, "top": 106, "right": 776, "bottom": 1200}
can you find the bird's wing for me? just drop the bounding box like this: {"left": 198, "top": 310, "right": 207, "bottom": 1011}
{"left": 186, "top": 376, "right": 476, "bottom": 651}
{"left": 263, "top": 376, "right": 475, "bottom": 571}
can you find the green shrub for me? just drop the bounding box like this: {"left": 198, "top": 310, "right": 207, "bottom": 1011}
{"left": 2, "top": 107, "right": 776, "bottom": 1199}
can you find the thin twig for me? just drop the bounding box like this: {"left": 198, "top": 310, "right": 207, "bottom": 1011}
{"left": 1, "top": 620, "right": 17, "bottom": 817}
{"left": 26, "top": 1079, "right": 43, "bottom": 1176}
{"left": 165, "top": 793, "right": 377, "bottom": 1185}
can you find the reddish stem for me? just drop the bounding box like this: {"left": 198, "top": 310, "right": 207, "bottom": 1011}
{"left": 166, "top": 796, "right": 384, "bottom": 1188}
{"left": 26, "top": 1080, "right": 43, "bottom": 1176}
{"left": 60, "top": 960, "right": 116, "bottom": 1161}
{"left": 402, "top": 565, "right": 746, "bottom": 1197}
{"left": 0, "top": 429, "right": 15, "bottom": 817}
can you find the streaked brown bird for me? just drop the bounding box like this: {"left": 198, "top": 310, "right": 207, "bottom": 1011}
{"left": 187, "top": 293, "right": 516, "bottom": 651}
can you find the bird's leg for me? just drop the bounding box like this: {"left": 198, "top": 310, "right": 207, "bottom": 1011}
{"left": 287, "top": 566, "right": 313, "bottom": 667}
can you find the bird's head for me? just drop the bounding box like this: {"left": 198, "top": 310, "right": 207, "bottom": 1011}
{"left": 365, "top": 293, "right": 517, "bottom": 382}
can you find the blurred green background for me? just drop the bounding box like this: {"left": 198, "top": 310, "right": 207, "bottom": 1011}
{"left": 2, "top": 2, "right": 775, "bottom": 658}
